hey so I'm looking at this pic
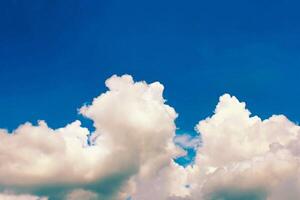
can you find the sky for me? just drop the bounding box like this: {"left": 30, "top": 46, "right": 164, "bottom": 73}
{"left": 1, "top": 0, "right": 300, "bottom": 132}
{"left": 1, "top": 0, "right": 300, "bottom": 200}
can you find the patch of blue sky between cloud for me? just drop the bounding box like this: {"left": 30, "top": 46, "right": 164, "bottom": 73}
{"left": 173, "top": 130, "right": 201, "bottom": 167}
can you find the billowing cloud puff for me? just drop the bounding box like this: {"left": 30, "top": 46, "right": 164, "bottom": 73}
{"left": 129, "top": 160, "right": 195, "bottom": 200}
{"left": 0, "top": 120, "right": 98, "bottom": 186}
{"left": 1, "top": 75, "right": 300, "bottom": 200}
{"left": 80, "top": 75, "right": 180, "bottom": 180}
{"left": 189, "top": 94, "right": 300, "bottom": 200}
{"left": 0, "top": 75, "right": 182, "bottom": 199}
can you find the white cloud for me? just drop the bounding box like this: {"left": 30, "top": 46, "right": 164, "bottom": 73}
{"left": 66, "top": 189, "right": 98, "bottom": 200}
{"left": 0, "top": 75, "right": 181, "bottom": 199}
{"left": 174, "top": 134, "right": 200, "bottom": 149}
{"left": 1, "top": 75, "right": 300, "bottom": 200}
{"left": 188, "top": 94, "right": 300, "bottom": 200}
{"left": 80, "top": 75, "right": 180, "bottom": 180}
{"left": 0, "top": 193, "right": 47, "bottom": 200}
{"left": 129, "top": 160, "right": 193, "bottom": 200}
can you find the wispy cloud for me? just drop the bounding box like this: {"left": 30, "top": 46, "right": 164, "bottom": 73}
{"left": 174, "top": 134, "right": 200, "bottom": 150}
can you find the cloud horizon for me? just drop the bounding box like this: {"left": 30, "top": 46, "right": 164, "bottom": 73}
{"left": 1, "top": 74, "right": 299, "bottom": 200}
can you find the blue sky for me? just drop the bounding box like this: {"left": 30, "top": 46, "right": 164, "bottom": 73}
{"left": 1, "top": 1, "right": 300, "bottom": 199}
{"left": 1, "top": 0, "right": 300, "bottom": 132}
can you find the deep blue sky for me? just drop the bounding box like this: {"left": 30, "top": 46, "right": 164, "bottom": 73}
{"left": 1, "top": 0, "right": 300, "bottom": 133}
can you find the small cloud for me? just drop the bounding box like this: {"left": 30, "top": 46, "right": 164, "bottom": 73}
{"left": 174, "top": 134, "right": 201, "bottom": 150}
{"left": 66, "top": 189, "right": 98, "bottom": 200}
{"left": 0, "top": 192, "right": 47, "bottom": 200}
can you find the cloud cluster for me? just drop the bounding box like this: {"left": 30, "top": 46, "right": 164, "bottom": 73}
{"left": 0, "top": 75, "right": 182, "bottom": 199}
{"left": 1, "top": 75, "right": 300, "bottom": 200}
{"left": 189, "top": 94, "right": 300, "bottom": 200}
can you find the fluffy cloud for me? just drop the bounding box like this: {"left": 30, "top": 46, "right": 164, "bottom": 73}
{"left": 188, "top": 94, "right": 300, "bottom": 200}
{"left": 1, "top": 75, "right": 300, "bottom": 200}
{"left": 174, "top": 134, "right": 200, "bottom": 150}
{"left": 80, "top": 75, "right": 180, "bottom": 180}
{"left": 0, "top": 120, "right": 99, "bottom": 186}
{"left": 0, "top": 75, "right": 181, "bottom": 199}
{"left": 129, "top": 160, "right": 194, "bottom": 200}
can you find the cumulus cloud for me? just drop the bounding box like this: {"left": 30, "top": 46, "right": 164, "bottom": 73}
{"left": 1, "top": 75, "right": 300, "bottom": 200}
{"left": 188, "top": 94, "right": 300, "bottom": 200}
{"left": 0, "top": 75, "right": 181, "bottom": 199}
{"left": 129, "top": 160, "right": 194, "bottom": 200}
